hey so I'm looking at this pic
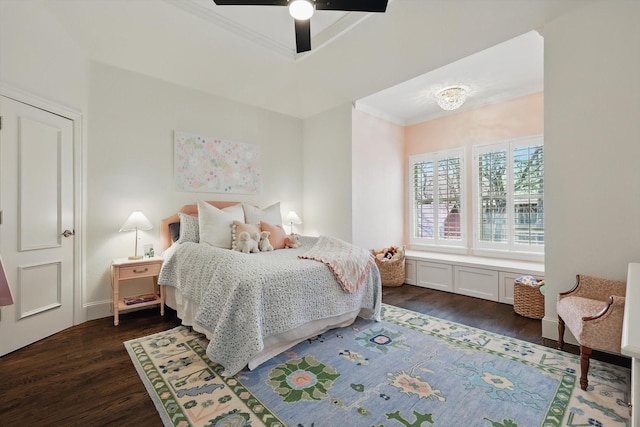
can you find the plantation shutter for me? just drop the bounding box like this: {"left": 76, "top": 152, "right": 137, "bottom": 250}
{"left": 512, "top": 142, "right": 544, "bottom": 246}
{"left": 410, "top": 149, "right": 465, "bottom": 247}
{"left": 478, "top": 149, "right": 507, "bottom": 244}
{"left": 473, "top": 135, "right": 544, "bottom": 255}
{"left": 438, "top": 157, "right": 462, "bottom": 240}
{"left": 413, "top": 159, "right": 434, "bottom": 238}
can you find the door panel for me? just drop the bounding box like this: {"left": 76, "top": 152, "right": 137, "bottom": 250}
{"left": 20, "top": 116, "right": 63, "bottom": 250}
{"left": 0, "top": 96, "right": 75, "bottom": 356}
{"left": 18, "top": 262, "right": 62, "bottom": 319}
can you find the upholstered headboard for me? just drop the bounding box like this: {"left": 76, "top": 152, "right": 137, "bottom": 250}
{"left": 159, "top": 201, "right": 240, "bottom": 253}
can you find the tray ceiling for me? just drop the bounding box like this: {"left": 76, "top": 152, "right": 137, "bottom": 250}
{"left": 42, "top": 0, "right": 586, "bottom": 120}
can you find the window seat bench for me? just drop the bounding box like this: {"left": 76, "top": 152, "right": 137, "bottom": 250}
{"left": 403, "top": 250, "right": 545, "bottom": 305}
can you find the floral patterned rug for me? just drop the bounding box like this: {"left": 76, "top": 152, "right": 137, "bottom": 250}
{"left": 125, "top": 304, "right": 630, "bottom": 427}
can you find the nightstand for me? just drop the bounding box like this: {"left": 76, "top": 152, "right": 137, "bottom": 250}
{"left": 110, "top": 257, "right": 164, "bottom": 326}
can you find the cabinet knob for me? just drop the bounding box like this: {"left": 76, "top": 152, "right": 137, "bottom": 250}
{"left": 133, "top": 268, "right": 149, "bottom": 274}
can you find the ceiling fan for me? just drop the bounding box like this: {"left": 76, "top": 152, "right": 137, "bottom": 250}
{"left": 213, "top": 0, "right": 389, "bottom": 53}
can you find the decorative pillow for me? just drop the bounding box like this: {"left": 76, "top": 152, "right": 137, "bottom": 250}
{"left": 197, "top": 200, "right": 236, "bottom": 249}
{"left": 177, "top": 213, "right": 199, "bottom": 243}
{"left": 260, "top": 221, "right": 287, "bottom": 250}
{"left": 242, "top": 202, "right": 282, "bottom": 227}
{"left": 169, "top": 222, "right": 181, "bottom": 243}
{"left": 222, "top": 203, "right": 245, "bottom": 223}
{"left": 231, "top": 220, "right": 260, "bottom": 250}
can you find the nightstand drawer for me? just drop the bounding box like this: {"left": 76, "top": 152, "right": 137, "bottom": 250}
{"left": 118, "top": 262, "right": 161, "bottom": 279}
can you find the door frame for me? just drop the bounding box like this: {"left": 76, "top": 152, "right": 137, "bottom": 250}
{"left": 1, "top": 83, "right": 85, "bottom": 325}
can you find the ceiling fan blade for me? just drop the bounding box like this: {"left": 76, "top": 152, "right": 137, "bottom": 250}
{"left": 294, "top": 19, "right": 311, "bottom": 53}
{"left": 315, "top": 0, "right": 388, "bottom": 13}
{"left": 213, "top": 0, "right": 287, "bottom": 5}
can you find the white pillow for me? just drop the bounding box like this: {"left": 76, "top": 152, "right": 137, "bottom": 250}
{"left": 221, "top": 203, "right": 245, "bottom": 223}
{"left": 197, "top": 201, "right": 236, "bottom": 249}
{"left": 242, "top": 202, "right": 282, "bottom": 227}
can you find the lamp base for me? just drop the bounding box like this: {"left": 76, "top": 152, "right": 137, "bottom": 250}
{"left": 128, "top": 255, "right": 143, "bottom": 260}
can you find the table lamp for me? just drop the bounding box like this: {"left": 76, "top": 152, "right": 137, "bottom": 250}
{"left": 285, "top": 211, "right": 302, "bottom": 234}
{"left": 119, "top": 211, "right": 153, "bottom": 260}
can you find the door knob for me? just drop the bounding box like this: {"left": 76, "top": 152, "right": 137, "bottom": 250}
{"left": 61, "top": 229, "right": 75, "bottom": 238}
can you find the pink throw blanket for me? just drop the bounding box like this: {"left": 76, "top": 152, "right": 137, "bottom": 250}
{"left": 299, "top": 236, "right": 374, "bottom": 293}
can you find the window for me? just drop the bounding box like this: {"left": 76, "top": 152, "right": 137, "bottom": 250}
{"left": 473, "top": 136, "right": 544, "bottom": 255}
{"left": 410, "top": 149, "right": 465, "bottom": 249}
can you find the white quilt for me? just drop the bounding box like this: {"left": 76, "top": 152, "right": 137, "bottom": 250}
{"left": 158, "top": 236, "right": 381, "bottom": 376}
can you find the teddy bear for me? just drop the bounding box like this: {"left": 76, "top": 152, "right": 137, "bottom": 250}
{"left": 258, "top": 231, "right": 274, "bottom": 252}
{"left": 284, "top": 233, "right": 301, "bottom": 249}
{"left": 235, "top": 231, "right": 259, "bottom": 254}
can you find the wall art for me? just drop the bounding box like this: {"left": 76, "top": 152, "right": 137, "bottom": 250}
{"left": 174, "top": 130, "right": 261, "bottom": 194}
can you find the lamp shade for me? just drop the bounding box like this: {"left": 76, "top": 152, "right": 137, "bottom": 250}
{"left": 286, "top": 211, "right": 302, "bottom": 225}
{"left": 119, "top": 211, "right": 153, "bottom": 232}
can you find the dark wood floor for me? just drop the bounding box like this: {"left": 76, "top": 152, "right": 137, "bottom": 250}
{"left": 0, "top": 285, "right": 628, "bottom": 426}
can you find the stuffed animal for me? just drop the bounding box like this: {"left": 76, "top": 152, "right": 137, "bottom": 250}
{"left": 284, "top": 233, "right": 301, "bottom": 249}
{"left": 235, "top": 231, "right": 259, "bottom": 254}
{"left": 258, "top": 231, "right": 274, "bottom": 252}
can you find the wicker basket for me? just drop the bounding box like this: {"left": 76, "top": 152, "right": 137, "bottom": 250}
{"left": 373, "top": 247, "right": 405, "bottom": 287}
{"left": 513, "top": 280, "right": 545, "bottom": 319}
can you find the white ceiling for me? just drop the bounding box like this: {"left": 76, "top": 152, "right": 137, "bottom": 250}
{"left": 43, "top": 0, "right": 587, "bottom": 120}
{"left": 356, "top": 31, "right": 544, "bottom": 125}
{"left": 166, "top": 0, "right": 364, "bottom": 59}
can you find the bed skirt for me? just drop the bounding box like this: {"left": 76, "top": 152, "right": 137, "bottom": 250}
{"left": 163, "top": 286, "right": 367, "bottom": 372}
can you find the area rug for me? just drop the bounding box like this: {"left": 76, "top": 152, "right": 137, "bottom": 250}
{"left": 125, "top": 304, "right": 630, "bottom": 427}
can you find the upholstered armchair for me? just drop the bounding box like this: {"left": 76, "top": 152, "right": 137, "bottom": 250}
{"left": 557, "top": 274, "right": 626, "bottom": 390}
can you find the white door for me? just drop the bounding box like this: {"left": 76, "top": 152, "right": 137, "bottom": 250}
{"left": 0, "top": 96, "right": 75, "bottom": 356}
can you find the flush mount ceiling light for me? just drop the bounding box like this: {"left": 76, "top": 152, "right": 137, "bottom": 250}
{"left": 435, "top": 86, "right": 470, "bottom": 111}
{"left": 289, "top": 0, "right": 314, "bottom": 20}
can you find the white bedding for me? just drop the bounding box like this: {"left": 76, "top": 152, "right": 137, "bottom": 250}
{"left": 159, "top": 236, "right": 382, "bottom": 376}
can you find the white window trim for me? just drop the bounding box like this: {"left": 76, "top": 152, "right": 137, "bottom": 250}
{"left": 409, "top": 148, "right": 466, "bottom": 251}
{"left": 472, "top": 135, "right": 544, "bottom": 260}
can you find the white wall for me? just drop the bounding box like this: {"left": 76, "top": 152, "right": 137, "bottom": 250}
{"left": 542, "top": 0, "right": 640, "bottom": 339}
{"left": 0, "top": 0, "right": 88, "bottom": 109}
{"left": 85, "top": 62, "right": 304, "bottom": 318}
{"left": 352, "top": 109, "right": 404, "bottom": 250}
{"left": 302, "top": 104, "right": 353, "bottom": 241}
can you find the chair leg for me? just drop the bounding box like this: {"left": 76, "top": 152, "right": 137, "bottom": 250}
{"left": 579, "top": 345, "right": 592, "bottom": 391}
{"left": 557, "top": 316, "right": 565, "bottom": 350}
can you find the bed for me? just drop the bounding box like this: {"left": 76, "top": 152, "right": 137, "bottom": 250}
{"left": 158, "top": 201, "right": 382, "bottom": 376}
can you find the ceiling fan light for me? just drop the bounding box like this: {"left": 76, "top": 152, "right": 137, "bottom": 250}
{"left": 289, "top": 0, "right": 314, "bottom": 20}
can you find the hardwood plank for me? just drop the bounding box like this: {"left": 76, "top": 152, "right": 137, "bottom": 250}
{"left": 0, "top": 308, "right": 181, "bottom": 426}
{"left": 0, "top": 286, "right": 629, "bottom": 426}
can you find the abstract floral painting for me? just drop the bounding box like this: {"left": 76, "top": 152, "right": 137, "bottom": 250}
{"left": 174, "top": 130, "right": 261, "bottom": 194}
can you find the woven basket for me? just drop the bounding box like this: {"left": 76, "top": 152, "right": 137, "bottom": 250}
{"left": 513, "top": 281, "right": 545, "bottom": 319}
{"left": 373, "top": 248, "right": 405, "bottom": 287}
